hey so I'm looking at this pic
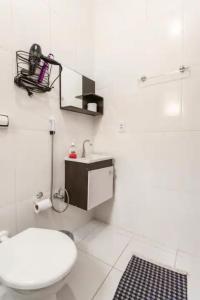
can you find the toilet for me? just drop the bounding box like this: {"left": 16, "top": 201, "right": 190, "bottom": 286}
{"left": 0, "top": 228, "right": 77, "bottom": 300}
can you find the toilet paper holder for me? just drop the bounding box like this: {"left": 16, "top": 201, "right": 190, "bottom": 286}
{"left": 0, "top": 114, "right": 9, "bottom": 127}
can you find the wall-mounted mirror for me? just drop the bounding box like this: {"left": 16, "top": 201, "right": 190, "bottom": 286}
{"left": 60, "top": 66, "right": 103, "bottom": 116}
{"left": 61, "top": 67, "right": 82, "bottom": 109}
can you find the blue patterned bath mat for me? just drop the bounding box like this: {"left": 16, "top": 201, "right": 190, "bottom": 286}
{"left": 113, "top": 255, "right": 187, "bottom": 300}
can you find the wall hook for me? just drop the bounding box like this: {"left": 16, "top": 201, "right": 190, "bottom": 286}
{"left": 179, "top": 65, "right": 189, "bottom": 73}
{"left": 140, "top": 76, "right": 147, "bottom": 82}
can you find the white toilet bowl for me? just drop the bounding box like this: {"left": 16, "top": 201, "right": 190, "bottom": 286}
{"left": 0, "top": 228, "right": 77, "bottom": 300}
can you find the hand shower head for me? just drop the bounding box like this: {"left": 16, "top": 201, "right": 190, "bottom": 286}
{"left": 49, "top": 117, "right": 56, "bottom": 134}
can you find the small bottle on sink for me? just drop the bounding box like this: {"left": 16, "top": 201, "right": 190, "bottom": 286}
{"left": 68, "top": 142, "right": 77, "bottom": 159}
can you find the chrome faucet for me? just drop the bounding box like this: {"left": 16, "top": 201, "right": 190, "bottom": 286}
{"left": 82, "top": 139, "right": 92, "bottom": 158}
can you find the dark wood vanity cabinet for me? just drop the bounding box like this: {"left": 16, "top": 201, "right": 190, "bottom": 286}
{"left": 65, "top": 159, "right": 114, "bottom": 211}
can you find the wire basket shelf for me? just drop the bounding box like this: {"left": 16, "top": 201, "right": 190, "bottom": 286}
{"left": 15, "top": 50, "right": 59, "bottom": 96}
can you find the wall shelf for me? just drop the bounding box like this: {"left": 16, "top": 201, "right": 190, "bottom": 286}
{"left": 61, "top": 105, "right": 102, "bottom": 116}
{"left": 76, "top": 93, "right": 104, "bottom": 115}
{"left": 60, "top": 73, "right": 104, "bottom": 117}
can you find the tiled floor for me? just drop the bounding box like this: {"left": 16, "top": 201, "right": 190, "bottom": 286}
{"left": 57, "top": 220, "right": 200, "bottom": 300}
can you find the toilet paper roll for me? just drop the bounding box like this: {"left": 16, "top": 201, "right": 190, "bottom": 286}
{"left": 34, "top": 198, "right": 52, "bottom": 214}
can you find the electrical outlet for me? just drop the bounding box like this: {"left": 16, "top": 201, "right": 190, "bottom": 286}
{"left": 119, "top": 121, "right": 126, "bottom": 133}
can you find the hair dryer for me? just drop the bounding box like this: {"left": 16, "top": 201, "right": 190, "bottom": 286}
{"left": 29, "top": 44, "right": 42, "bottom": 75}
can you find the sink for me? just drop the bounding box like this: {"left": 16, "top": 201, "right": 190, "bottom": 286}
{"left": 65, "top": 154, "right": 112, "bottom": 164}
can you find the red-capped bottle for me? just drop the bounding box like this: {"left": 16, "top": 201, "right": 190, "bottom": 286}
{"left": 68, "top": 142, "right": 77, "bottom": 159}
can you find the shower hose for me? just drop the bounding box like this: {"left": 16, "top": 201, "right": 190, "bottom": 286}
{"left": 50, "top": 132, "right": 70, "bottom": 213}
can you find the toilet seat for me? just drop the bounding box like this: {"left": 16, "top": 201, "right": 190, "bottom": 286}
{"left": 0, "top": 228, "right": 77, "bottom": 290}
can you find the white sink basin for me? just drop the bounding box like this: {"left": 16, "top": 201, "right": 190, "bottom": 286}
{"left": 65, "top": 154, "right": 113, "bottom": 164}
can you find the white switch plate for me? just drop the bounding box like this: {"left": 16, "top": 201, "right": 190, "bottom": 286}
{"left": 119, "top": 121, "right": 126, "bottom": 133}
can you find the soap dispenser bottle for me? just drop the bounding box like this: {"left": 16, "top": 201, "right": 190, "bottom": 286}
{"left": 68, "top": 142, "right": 77, "bottom": 159}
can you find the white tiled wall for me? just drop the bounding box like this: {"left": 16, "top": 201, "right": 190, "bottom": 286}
{"left": 0, "top": 0, "right": 95, "bottom": 236}
{"left": 1, "top": 0, "right": 200, "bottom": 260}
{"left": 93, "top": 0, "right": 200, "bottom": 256}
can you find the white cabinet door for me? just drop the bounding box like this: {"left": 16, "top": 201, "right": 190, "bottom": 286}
{"left": 88, "top": 166, "right": 114, "bottom": 210}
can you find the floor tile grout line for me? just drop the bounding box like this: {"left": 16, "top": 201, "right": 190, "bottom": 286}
{"left": 174, "top": 249, "right": 178, "bottom": 269}
{"left": 96, "top": 221, "right": 200, "bottom": 260}
{"left": 112, "top": 237, "right": 133, "bottom": 269}
{"left": 91, "top": 265, "right": 120, "bottom": 300}
{"left": 77, "top": 221, "right": 177, "bottom": 271}
{"left": 79, "top": 219, "right": 178, "bottom": 256}
{"left": 77, "top": 246, "right": 123, "bottom": 300}
{"left": 76, "top": 221, "right": 182, "bottom": 266}
{"left": 76, "top": 223, "right": 132, "bottom": 300}
{"left": 92, "top": 220, "right": 198, "bottom": 258}
{"left": 77, "top": 233, "right": 133, "bottom": 270}
{"left": 78, "top": 248, "right": 114, "bottom": 268}
{"left": 113, "top": 236, "right": 177, "bottom": 272}
{"left": 178, "top": 248, "right": 200, "bottom": 260}
{"left": 174, "top": 249, "right": 190, "bottom": 276}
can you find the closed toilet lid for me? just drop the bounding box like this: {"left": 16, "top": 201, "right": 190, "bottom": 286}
{"left": 0, "top": 228, "right": 77, "bottom": 290}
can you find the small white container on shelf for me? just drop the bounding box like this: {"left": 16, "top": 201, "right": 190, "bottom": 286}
{"left": 87, "top": 103, "right": 97, "bottom": 112}
{"left": 0, "top": 114, "right": 9, "bottom": 127}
